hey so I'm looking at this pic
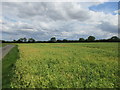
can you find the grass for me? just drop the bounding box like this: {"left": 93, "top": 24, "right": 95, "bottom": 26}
{"left": 3, "top": 43, "right": 119, "bottom": 88}
{"left": 2, "top": 46, "right": 19, "bottom": 88}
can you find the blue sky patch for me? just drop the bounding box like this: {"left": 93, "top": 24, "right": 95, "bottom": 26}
{"left": 89, "top": 2, "right": 118, "bottom": 15}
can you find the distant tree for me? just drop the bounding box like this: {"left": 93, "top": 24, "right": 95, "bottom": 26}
{"left": 23, "top": 37, "right": 27, "bottom": 42}
{"left": 13, "top": 40, "right": 16, "bottom": 42}
{"left": 17, "top": 38, "right": 27, "bottom": 42}
{"left": 63, "top": 39, "right": 68, "bottom": 42}
{"left": 109, "top": 36, "right": 120, "bottom": 41}
{"left": 79, "top": 38, "right": 85, "bottom": 41}
{"left": 87, "top": 36, "right": 95, "bottom": 41}
{"left": 28, "top": 38, "right": 35, "bottom": 42}
{"left": 57, "top": 39, "right": 62, "bottom": 42}
{"left": 50, "top": 37, "right": 56, "bottom": 42}
{"left": 17, "top": 38, "right": 24, "bottom": 42}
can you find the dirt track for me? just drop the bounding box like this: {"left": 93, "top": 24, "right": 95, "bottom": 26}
{"left": 0, "top": 45, "right": 15, "bottom": 60}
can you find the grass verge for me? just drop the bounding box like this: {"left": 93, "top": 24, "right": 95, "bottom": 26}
{"left": 2, "top": 45, "right": 19, "bottom": 88}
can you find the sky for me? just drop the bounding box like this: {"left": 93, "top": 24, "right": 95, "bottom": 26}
{"left": 0, "top": 0, "right": 119, "bottom": 41}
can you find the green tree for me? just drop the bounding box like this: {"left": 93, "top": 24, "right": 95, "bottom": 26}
{"left": 87, "top": 36, "right": 95, "bottom": 41}
{"left": 23, "top": 37, "right": 27, "bottom": 42}
{"left": 57, "top": 39, "right": 62, "bottom": 42}
{"left": 79, "top": 38, "right": 85, "bottom": 41}
{"left": 50, "top": 37, "right": 56, "bottom": 42}
{"left": 63, "top": 39, "right": 68, "bottom": 42}
{"left": 18, "top": 38, "right": 24, "bottom": 42}
{"left": 13, "top": 40, "right": 16, "bottom": 42}
{"left": 17, "top": 38, "right": 27, "bottom": 42}
{"left": 28, "top": 38, "right": 35, "bottom": 42}
{"left": 109, "top": 36, "right": 120, "bottom": 41}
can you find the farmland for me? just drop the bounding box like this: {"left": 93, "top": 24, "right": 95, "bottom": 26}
{"left": 3, "top": 43, "right": 119, "bottom": 88}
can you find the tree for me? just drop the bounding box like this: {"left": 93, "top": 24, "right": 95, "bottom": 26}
{"left": 23, "top": 37, "right": 27, "bottom": 42}
{"left": 57, "top": 39, "right": 62, "bottom": 42}
{"left": 109, "top": 36, "right": 120, "bottom": 41}
{"left": 13, "top": 40, "right": 16, "bottom": 42}
{"left": 63, "top": 39, "right": 68, "bottom": 42}
{"left": 79, "top": 38, "right": 85, "bottom": 41}
{"left": 50, "top": 37, "right": 56, "bottom": 42}
{"left": 87, "top": 36, "right": 95, "bottom": 41}
{"left": 28, "top": 38, "right": 35, "bottom": 42}
{"left": 17, "top": 37, "right": 27, "bottom": 42}
{"left": 17, "top": 38, "right": 24, "bottom": 42}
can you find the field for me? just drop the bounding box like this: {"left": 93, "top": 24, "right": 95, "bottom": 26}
{"left": 3, "top": 43, "right": 119, "bottom": 88}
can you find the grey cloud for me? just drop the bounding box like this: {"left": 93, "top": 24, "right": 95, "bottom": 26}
{"left": 2, "top": 31, "right": 19, "bottom": 35}
{"left": 64, "top": 3, "right": 90, "bottom": 21}
{"left": 1, "top": 2, "right": 118, "bottom": 40}
{"left": 6, "top": 2, "right": 91, "bottom": 21}
{"left": 68, "top": 10, "right": 90, "bottom": 21}
{"left": 97, "top": 21, "right": 118, "bottom": 33}
{"left": 46, "top": 2, "right": 90, "bottom": 21}
{"left": 2, "top": 28, "right": 48, "bottom": 41}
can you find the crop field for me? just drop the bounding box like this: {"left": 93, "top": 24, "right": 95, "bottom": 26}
{"left": 5, "top": 43, "right": 119, "bottom": 88}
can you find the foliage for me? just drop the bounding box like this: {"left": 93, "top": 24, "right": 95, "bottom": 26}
{"left": 2, "top": 36, "right": 120, "bottom": 43}
{"left": 109, "top": 36, "right": 120, "bottom": 41}
{"left": 79, "top": 38, "right": 85, "bottom": 41}
{"left": 17, "top": 38, "right": 27, "bottom": 43}
{"left": 87, "top": 36, "right": 95, "bottom": 41}
{"left": 10, "top": 43, "right": 119, "bottom": 88}
{"left": 28, "top": 38, "right": 35, "bottom": 43}
{"left": 50, "top": 37, "right": 57, "bottom": 42}
{"left": 63, "top": 39, "right": 68, "bottom": 42}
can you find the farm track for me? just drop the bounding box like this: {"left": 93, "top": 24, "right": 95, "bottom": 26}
{"left": 0, "top": 45, "right": 15, "bottom": 60}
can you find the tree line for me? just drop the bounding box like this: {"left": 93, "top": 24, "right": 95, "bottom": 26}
{"left": 2, "top": 36, "right": 120, "bottom": 43}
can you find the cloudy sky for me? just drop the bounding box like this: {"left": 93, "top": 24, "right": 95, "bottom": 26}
{"left": 0, "top": 0, "right": 119, "bottom": 41}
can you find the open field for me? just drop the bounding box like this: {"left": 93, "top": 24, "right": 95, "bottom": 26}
{"left": 3, "top": 43, "right": 119, "bottom": 88}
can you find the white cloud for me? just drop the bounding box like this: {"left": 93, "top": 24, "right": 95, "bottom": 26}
{"left": 1, "top": 2, "right": 118, "bottom": 40}
{"left": 114, "top": 9, "right": 120, "bottom": 14}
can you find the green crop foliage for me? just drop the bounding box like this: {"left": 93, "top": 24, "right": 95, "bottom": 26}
{"left": 10, "top": 43, "right": 119, "bottom": 88}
